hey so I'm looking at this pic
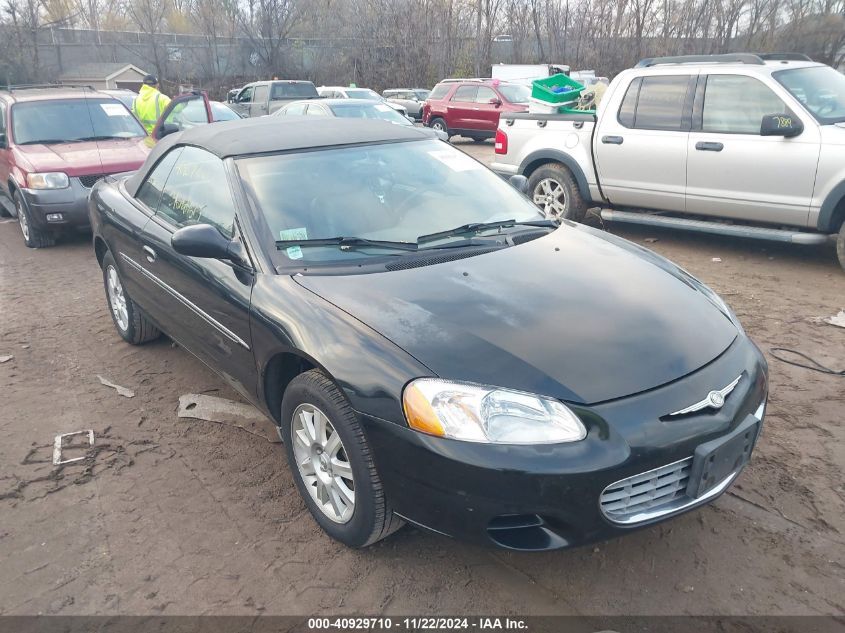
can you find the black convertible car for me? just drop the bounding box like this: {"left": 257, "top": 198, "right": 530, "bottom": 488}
{"left": 89, "top": 118, "right": 768, "bottom": 551}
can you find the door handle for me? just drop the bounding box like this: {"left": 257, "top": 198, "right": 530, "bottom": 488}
{"left": 695, "top": 141, "right": 724, "bottom": 152}
{"left": 142, "top": 245, "right": 157, "bottom": 263}
{"left": 601, "top": 136, "right": 624, "bottom": 145}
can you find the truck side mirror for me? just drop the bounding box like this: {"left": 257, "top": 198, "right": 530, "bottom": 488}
{"left": 760, "top": 114, "right": 803, "bottom": 138}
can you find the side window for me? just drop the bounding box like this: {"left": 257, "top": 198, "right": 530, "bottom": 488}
{"left": 0, "top": 103, "right": 6, "bottom": 134}
{"left": 156, "top": 147, "right": 236, "bottom": 238}
{"left": 238, "top": 87, "right": 254, "bottom": 103}
{"left": 702, "top": 75, "right": 788, "bottom": 134}
{"left": 136, "top": 148, "right": 183, "bottom": 211}
{"left": 475, "top": 87, "right": 497, "bottom": 103}
{"left": 617, "top": 78, "right": 641, "bottom": 127}
{"left": 305, "top": 104, "right": 328, "bottom": 116}
{"left": 452, "top": 85, "right": 478, "bottom": 102}
{"left": 252, "top": 85, "right": 269, "bottom": 106}
{"left": 632, "top": 76, "right": 689, "bottom": 131}
{"left": 285, "top": 103, "right": 307, "bottom": 115}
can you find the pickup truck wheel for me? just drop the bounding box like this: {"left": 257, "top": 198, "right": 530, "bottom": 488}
{"left": 101, "top": 251, "right": 162, "bottom": 345}
{"left": 836, "top": 222, "right": 845, "bottom": 273}
{"left": 281, "top": 370, "right": 404, "bottom": 548}
{"left": 15, "top": 191, "right": 55, "bottom": 248}
{"left": 528, "top": 164, "right": 587, "bottom": 223}
{"left": 429, "top": 117, "right": 450, "bottom": 138}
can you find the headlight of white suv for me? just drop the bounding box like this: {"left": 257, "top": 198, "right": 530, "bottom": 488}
{"left": 26, "top": 172, "right": 70, "bottom": 190}
{"left": 402, "top": 378, "right": 587, "bottom": 444}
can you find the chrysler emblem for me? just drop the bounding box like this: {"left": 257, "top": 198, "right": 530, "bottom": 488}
{"left": 667, "top": 375, "right": 741, "bottom": 417}
{"left": 707, "top": 390, "right": 725, "bottom": 408}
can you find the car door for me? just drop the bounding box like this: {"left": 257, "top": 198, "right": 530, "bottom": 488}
{"left": 594, "top": 74, "right": 695, "bottom": 211}
{"left": 686, "top": 73, "right": 820, "bottom": 226}
{"left": 474, "top": 86, "right": 502, "bottom": 132}
{"left": 107, "top": 147, "right": 182, "bottom": 313}
{"left": 231, "top": 85, "right": 254, "bottom": 117}
{"left": 447, "top": 85, "right": 479, "bottom": 131}
{"left": 137, "top": 145, "right": 258, "bottom": 397}
{"left": 150, "top": 93, "right": 212, "bottom": 143}
{"left": 250, "top": 84, "right": 270, "bottom": 118}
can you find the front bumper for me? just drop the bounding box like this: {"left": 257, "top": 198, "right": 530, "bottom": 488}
{"left": 361, "top": 337, "right": 768, "bottom": 550}
{"left": 21, "top": 178, "right": 96, "bottom": 232}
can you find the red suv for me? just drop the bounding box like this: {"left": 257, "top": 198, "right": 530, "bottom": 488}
{"left": 0, "top": 86, "right": 150, "bottom": 247}
{"left": 422, "top": 79, "right": 530, "bottom": 141}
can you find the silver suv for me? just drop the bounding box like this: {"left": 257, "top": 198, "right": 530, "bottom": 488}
{"left": 491, "top": 54, "right": 845, "bottom": 271}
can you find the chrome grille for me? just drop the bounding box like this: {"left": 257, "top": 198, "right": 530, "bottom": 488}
{"left": 600, "top": 457, "right": 692, "bottom": 523}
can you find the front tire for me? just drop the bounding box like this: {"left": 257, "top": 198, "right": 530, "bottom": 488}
{"left": 101, "top": 251, "right": 161, "bottom": 345}
{"left": 836, "top": 221, "right": 845, "bottom": 273}
{"left": 280, "top": 370, "right": 403, "bottom": 548}
{"left": 15, "top": 191, "right": 55, "bottom": 248}
{"left": 527, "top": 163, "right": 588, "bottom": 223}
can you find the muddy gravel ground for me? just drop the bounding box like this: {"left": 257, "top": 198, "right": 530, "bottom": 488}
{"left": 1, "top": 140, "right": 844, "bottom": 619}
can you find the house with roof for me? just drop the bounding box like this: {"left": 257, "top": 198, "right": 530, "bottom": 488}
{"left": 58, "top": 63, "right": 149, "bottom": 91}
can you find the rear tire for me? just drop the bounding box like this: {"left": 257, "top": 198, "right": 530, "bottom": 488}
{"left": 280, "top": 370, "right": 403, "bottom": 548}
{"left": 527, "top": 163, "right": 588, "bottom": 223}
{"left": 836, "top": 221, "right": 845, "bottom": 273}
{"left": 101, "top": 251, "right": 161, "bottom": 345}
{"left": 15, "top": 191, "right": 55, "bottom": 248}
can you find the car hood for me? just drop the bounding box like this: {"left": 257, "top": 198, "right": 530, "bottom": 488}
{"left": 15, "top": 138, "right": 149, "bottom": 176}
{"left": 294, "top": 225, "right": 738, "bottom": 405}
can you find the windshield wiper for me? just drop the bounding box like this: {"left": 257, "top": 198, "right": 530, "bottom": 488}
{"left": 276, "top": 236, "right": 420, "bottom": 252}
{"left": 17, "top": 138, "right": 85, "bottom": 145}
{"left": 75, "top": 135, "right": 134, "bottom": 141}
{"left": 417, "top": 219, "right": 558, "bottom": 244}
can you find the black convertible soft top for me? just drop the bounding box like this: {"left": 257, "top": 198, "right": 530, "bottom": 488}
{"left": 125, "top": 118, "right": 435, "bottom": 197}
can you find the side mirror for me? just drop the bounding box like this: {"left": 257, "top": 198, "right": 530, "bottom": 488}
{"left": 158, "top": 122, "right": 180, "bottom": 139}
{"left": 490, "top": 98, "right": 503, "bottom": 107}
{"left": 508, "top": 174, "right": 529, "bottom": 195}
{"left": 760, "top": 114, "right": 803, "bottom": 138}
{"left": 172, "top": 224, "right": 247, "bottom": 266}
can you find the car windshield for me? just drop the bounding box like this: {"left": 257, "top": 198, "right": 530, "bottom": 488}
{"left": 345, "top": 89, "right": 381, "bottom": 100}
{"left": 271, "top": 83, "right": 319, "bottom": 100}
{"left": 497, "top": 84, "right": 530, "bottom": 104}
{"left": 773, "top": 66, "right": 845, "bottom": 124}
{"left": 330, "top": 103, "right": 411, "bottom": 124}
{"left": 12, "top": 98, "right": 146, "bottom": 144}
{"left": 236, "top": 139, "right": 547, "bottom": 265}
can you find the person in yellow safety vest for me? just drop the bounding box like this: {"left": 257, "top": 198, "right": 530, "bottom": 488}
{"left": 133, "top": 75, "right": 171, "bottom": 134}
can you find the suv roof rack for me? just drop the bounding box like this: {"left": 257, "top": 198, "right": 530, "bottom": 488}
{"left": 2, "top": 83, "right": 94, "bottom": 92}
{"left": 757, "top": 52, "right": 813, "bottom": 61}
{"left": 635, "top": 54, "right": 765, "bottom": 67}
{"left": 439, "top": 78, "right": 491, "bottom": 83}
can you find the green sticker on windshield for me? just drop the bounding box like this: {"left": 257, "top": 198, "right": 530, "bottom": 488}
{"left": 280, "top": 227, "right": 307, "bottom": 260}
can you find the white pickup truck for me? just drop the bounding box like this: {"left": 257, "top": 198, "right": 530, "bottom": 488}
{"left": 490, "top": 53, "right": 845, "bottom": 271}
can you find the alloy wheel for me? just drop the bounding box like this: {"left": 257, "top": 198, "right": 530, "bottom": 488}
{"left": 291, "top": 403, "right": 355, "bottom": 524}
{"left": 533, "top": 178, "right": 569, "bottom": 220}
{"left": 106, "top": 265, "right": 129, "bottom": 332}
{"left": 432, "top": 120, "right": 446, "bottom": 132}
{"left": 17, "top": 202, "right": 29, "bottom": 241}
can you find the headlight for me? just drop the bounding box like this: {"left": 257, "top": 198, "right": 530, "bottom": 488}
{"left": 26, "top": 172, "right": 70, "bottom": 190}
{"left": 402, "top": 378, "right": 587, "bottom": 444}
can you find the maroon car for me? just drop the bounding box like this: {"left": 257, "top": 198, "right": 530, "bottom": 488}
{"left": 0, "top": 86, "right": 151, "bottom": 248}
{"left": 421, "top": 79, "right": 530, "bottom": 141}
